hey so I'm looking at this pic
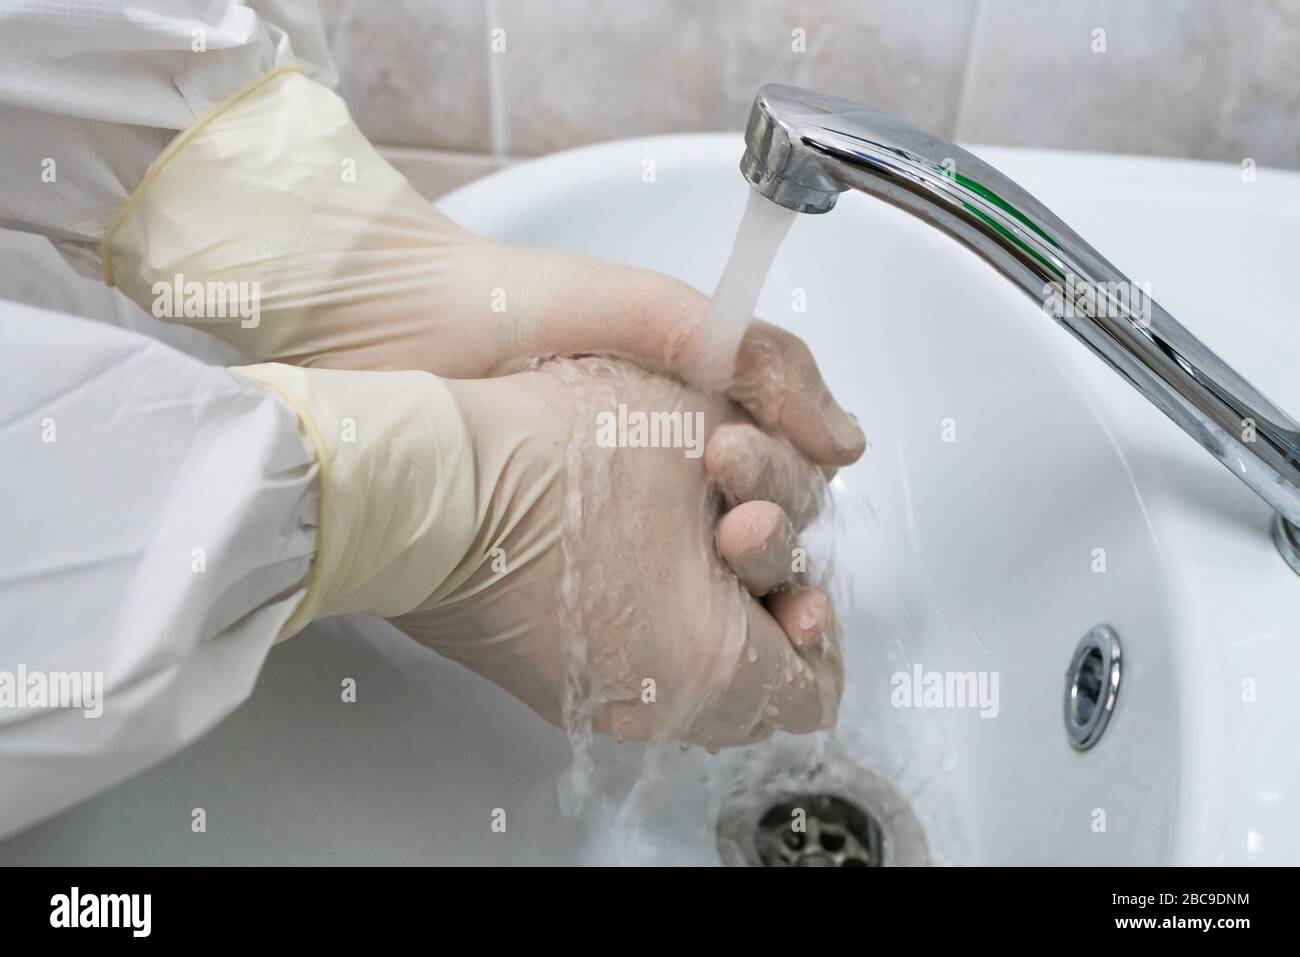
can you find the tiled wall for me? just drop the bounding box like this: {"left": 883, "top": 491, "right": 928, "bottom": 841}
{"left": 320, "top": 0, "right": 1300, "bottom": 201}
{"left": 3, "top": 0, "right": 1291, "bottom": 351}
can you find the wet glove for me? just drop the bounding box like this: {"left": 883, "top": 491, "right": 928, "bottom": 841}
{"left": 236, "top": 357, "right": 841, "bottom": 749}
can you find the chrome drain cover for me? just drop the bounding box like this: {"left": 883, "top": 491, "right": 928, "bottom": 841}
{"left": 1065, "top": 624, "right": 1122, "bottom": 750}
{"left": 717, "top": 755, "right": 928, "bottom": 867}
{"left": 754, "top": 793, "right": 883, "bottom": 866}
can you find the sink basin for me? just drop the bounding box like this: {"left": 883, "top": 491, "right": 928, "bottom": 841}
{"left": 4, "top": 135, "right": 1299, "bottom": 865}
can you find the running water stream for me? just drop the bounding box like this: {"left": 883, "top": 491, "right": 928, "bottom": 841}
{"left": 541, "top": 186, "right": 959, "bottom": 864}
{"left": 685, "top": 188, "right": 798, "bottom": 389}
{"left": 553, "top": 188, "right": 826, "bottom": 851}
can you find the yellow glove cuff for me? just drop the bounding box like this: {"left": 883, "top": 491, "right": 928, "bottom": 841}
{"left": 232, "top": 364, "right": 477, "bottom": 638}
{"left": 102, "top": 67, "right": 434, "bottom": 361}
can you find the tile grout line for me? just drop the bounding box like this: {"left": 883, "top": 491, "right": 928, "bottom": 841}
{"left": 485, "top": 0, "right": 509, "bottom": 159}
{"left": 952, "top": 0, "right": 988, "bottom": 143}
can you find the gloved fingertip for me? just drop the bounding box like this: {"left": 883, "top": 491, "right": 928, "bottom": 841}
{"left": 793, "top": 593, "right": 829, "bottom": 649}
{"left": 704, "top": 423, "right": 767, "bottom": 500}
{"left": 718, "top": 500, "right": 796, "bottom": 595}
{"left": 770, "top": 586, "right": 829, "bottom": 652}
{"left": 826, "top": 406, "right": 867, "bottom": 465}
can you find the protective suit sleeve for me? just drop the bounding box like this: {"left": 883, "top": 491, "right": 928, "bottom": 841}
{"left": 0, "top": 298, "right": 479, "bottom": 839}
{"left": 0, "top": 0, "right": 337, "bottom": 278}
{"left": 0, "top": 300, "right": 319, "bottom": 839}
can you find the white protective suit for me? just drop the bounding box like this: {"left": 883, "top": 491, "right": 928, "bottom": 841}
{"left": 0, "top": 0, "right": 337, "bottom": 277}
{"left": 0, "top": 1, "right": 851, "bottom": 841}
{"left": 0, "top": 298, "right": 481, "bottom": 839}
{"left": 0, "top": 305, "right": 320, "bottom": 836}
{"left": 0, "top": 0, "right": 468, "bottom": 838}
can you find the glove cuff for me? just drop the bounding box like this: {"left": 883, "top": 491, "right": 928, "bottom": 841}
{"left": 101, "top": 67, "right": 438, "bottom": 361}
{"left": 232, "top": 364, "right": 477, "bottom": 637}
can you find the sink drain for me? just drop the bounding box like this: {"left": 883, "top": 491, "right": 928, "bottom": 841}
{"left": 754, "top": 793, "right": 883, "bottom": 866}
{"left": 717, "top": 756, "right": 928, "bottom": 867}
{"left": 1065, "top": 624, "right": 1122, "bottom": 750}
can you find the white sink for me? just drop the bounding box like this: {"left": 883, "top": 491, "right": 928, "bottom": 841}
{"left": 4, "top": 135, "right": 1299, "bottom": 865}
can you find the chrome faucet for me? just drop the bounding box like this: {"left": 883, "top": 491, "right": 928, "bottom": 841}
{"left": 740, "top": 84, "right": 1300, "bottom": 573}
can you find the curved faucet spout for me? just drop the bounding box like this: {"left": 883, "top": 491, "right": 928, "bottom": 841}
{"left": 741, "top": 83, "right": 1300, "bottom": 559}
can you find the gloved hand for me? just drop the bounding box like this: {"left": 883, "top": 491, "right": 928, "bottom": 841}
{"left": 102, "top": 67, "right": 865, "bottom": 472}
{"left": 236, "top": 357, "right": 841, "bottom": 749}
{"left": 112, "top": 66, "right": 852, "bottom": 746}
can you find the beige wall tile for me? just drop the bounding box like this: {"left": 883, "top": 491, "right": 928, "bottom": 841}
{"left": 313, "top": 0, "right": 1297, "bottom": 171}
{"left": 318, "top": 0, "right": 492, "bottom": 152}
{"left": 492, "top": 0, "right": 979, "bottom": 155}
{"left": 958, "top": 0, "right": 1300, "bottom": 168}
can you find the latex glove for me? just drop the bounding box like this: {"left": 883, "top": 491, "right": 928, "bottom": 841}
{"left": 229, "top": 363, "right": 476, "bottom": 633}
{"left": 408, "top": 357, "right": 843, "bottom": 748}
{"left": 102, "top": 67, "right": 865, "bottom": 471}
{"left": 238, "top": 357, "right": 841, "bottom": 749}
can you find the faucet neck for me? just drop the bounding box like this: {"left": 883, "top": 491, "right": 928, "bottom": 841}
{"left": 741, "top": 84, "right": 1300, "bottom": 538}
